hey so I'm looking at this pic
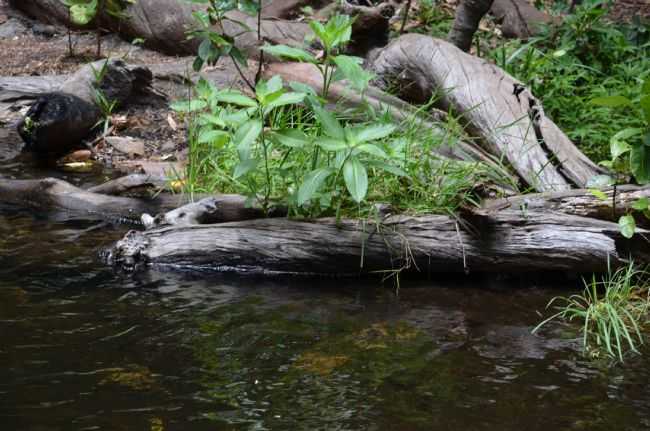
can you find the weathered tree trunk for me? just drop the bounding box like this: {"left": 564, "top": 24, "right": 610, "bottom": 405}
{"left": 0, "top": 177, "right": 273, "bottom": 224}
{"left": 370, "top": 34, "right": 606, "bottom": 192}
{"left": 490, "top": 0, "right": 557, "bottom": 39}
{"left": 448, "top": 0, "right": 495, "bottom": 52}
{"left": 480, "top": 185, "right": 650, "bottom": 225}
{"left": 9, "top": 0, "right": 311, "bottom": 55}
{"left": 106, "top": 210, "right": 650, "bottom": 274}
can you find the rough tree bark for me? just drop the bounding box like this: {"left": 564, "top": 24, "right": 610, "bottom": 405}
{"left": 448, "top": 0, "right": 495, "bottom": 52}
{"left": 371, "top": 34, "right": 606, "bottom": 192}
{"left": 106, "top": 209, "right": 650, "bottom": 274}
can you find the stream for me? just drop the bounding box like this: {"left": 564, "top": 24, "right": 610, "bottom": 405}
{"left": 1, "top": 134, "right": 650, "bottom": 430}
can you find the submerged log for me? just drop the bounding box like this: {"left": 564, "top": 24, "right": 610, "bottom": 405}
{"left": 106, "top": 210, "right": 650, "bottom": 274}
{"left": 370, "top": 34, "right": 605, "bottom": 192}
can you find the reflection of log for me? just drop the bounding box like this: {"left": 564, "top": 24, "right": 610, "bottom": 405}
{"left": 371, "top": 34, "right": 605, "bottom": 192}
{"left": 106, "top": 209, "right": 650, "bottom": 274}
{"left": 0, "top": 177, "right": 273, "bottom": 224}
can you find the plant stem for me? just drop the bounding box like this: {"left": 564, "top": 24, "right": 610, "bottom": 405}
{"left": 230, "top": 54, "right": 256, "bottom": 92}
{"left": 400, "top": 0, "right": 412, "bottom": 34}
{"left": 255, "top": 0, "right": 264, "bottom": 84}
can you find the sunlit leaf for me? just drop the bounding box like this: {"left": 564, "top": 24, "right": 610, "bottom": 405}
{"left": 297, "top": 168, "right": 334, "bottom": 205}
{"left": 233, "top": 119, "right": 262, "bottom": 160}
{"left": 270, "top": 129, "right": 311, "bottom": 148}
{"left": 261, "top": 45, "right": 317, "bottom": 63}
{"left": 213, "top": 90, "right": 258, "bottom": 107}
{"left": 343, "top": 157, "right": 368, "bottom": 203}
{"left": 618, "top": 214, "right": 636, "bottom": 239}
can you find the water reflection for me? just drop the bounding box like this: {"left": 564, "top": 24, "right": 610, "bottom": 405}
{"left": 0, "top": 166, "right": 649, "bottom": 430}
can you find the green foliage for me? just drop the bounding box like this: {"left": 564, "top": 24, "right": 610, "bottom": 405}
{"left": 533, "top": 262, "right": 650, "bottom": 362}
{"left": 185, "top": 0, "right": 260, "bottom": 80}
{"left": 490, "top": 1, "right": 650, "bottom": 163}
{"left": 261, "top": 14, "right": 373, "bottom": 97}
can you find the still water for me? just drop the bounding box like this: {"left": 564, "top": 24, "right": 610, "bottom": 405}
{"left": 1, "top": 157, "right": 649, "bottom": 430}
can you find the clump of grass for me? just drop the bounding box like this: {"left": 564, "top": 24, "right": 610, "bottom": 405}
{"left": 533, "top": 262, "right": 650, "bottom": 362}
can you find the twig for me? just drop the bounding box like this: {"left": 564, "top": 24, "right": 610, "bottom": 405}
{"left": 400, "top": 0, "right": 413, "bottom": 34}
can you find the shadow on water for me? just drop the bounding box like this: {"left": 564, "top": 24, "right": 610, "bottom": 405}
{"left": 1, "top": 134, "right": 650, "bottom": 430}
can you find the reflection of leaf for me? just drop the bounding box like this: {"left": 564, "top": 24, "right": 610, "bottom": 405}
{"left": 619, "top": 215, "right": 636, "bottom": 239}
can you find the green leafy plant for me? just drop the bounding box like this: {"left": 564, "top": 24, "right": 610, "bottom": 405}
{"left": 62, "top": 0, "right": 136, "bottom": 57}
{"left": 260, "top": 14, "right": 373, "bottom": 97}
{"left": 185, "top": 0, "right": 262, "bottom": 90}
{"left": 533, "top": 262, "right": 650, "bottom": 362}
{"left": 90, "top": 60, "right": 117, "bottom": 135}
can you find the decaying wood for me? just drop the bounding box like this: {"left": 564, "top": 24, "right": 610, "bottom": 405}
{"left": 370, "top": 34, "right": 606, "bottom": 192}
{"left": 10, "top": 0, "right": 311, "bottom": 55}
{"left": 86, "top": 173, "right": 170, "bottom": 196}
{"left": 0, "top": 177, "right": 275, "bottom": 225}
{"left": 106, "top": 210, "right": 650, "bottom": 274}
{"left": 491, "top": 0, "right": 558, "bottom": 39}
{"left": 448, "top": 0, "right": 495, "bottom": 52}
{"left": 480, "top": 185, "right": 650, "bottom": 224}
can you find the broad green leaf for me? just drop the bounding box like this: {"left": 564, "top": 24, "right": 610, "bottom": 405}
{"left": 332, "top": 55, "right": 373, "bottom": 92}
{"left": 256, "top": 75, "right": 283, "bottom": 99}
{"left": 312, "top": 105, "right": 344, "bottom": 139}
{"left": 198, "top": 129, "right": 228, "bottom": 145}
{"left": 640, "top": 95, "right": 650, "bottom": 125}
{"left": 350, "top": 123, "right": 396, "bottom": 144}
{"left": 354, "top": 143, "right": 389, "bottom": 159}
{"left": 343, "top": 157, "right": 368, "bottom": 203}
{"left": 199, "top": 113, "right": 226, "bottom": 128}
{"left": 588, "top": 189, "right": 608, "bottom": 200}
{"left": 610, "top": 138, "right": 631, "bottom": 160}
{"left": 632, "top": 197, "right": 649, "bottom": 210}
{"left": 643, "top": 78, "right": 650, "bottom": 96}
{"left": 366, "top": 160, "right": 408, "bottom": 177}
{"left": 618, "top": 214, "right": 636, "bottom": 239}
{"left": 213, "top": 90, "right": 258, "bottom": 107}
{"left": 309, "top": 21, "right": 330, "bottom": 50}
{"left": 586, "top": 174, "right": 615, "bottom": 188}
{"left": 591, "top": 95, "right": 632, "bottom": 107}
{"left": 69, "top": 0, "right": 97, "bottom": 25}
{"left": 264, "top": 92, "right": 306, "bottom": 113}
{"left": 234, "top": 119, "right": 262, "bottom": 160}
{"left": 630, "top": 143, "right": 650, "bottom": 184}
{"left": 297, "top": 168, "right": 334, "bottom": 205}
{"left": 270, "top": 129, "right": 311, "bottom": 148}
{"left": 198, "top": 38, "right": 214, "bottom": 61}
{"left": 326, "top": 14, "right": 352, "bottom": 48}
{"left": 316, "top": 137, "right": 347, "bottom": 151}
{"left": 170, "top": 99, "right": 207, "bottom": 113}
{"left": 233, "top": 158, "right": 259, "bottom": 179}
{"left": 260, "top": 45, "right": 317, "bottom": 63}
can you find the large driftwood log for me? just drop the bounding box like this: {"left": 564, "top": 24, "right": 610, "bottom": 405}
{"left": 106, "top": 210, "right": 650, "bottom": 274}
{"left": 370, "top": 34, "right": 605, "bottom": 192}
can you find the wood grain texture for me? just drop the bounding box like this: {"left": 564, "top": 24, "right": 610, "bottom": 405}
{"left": 370, "top": 34, "right": 606, "bottom": 192}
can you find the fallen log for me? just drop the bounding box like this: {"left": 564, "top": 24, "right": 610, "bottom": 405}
{"left": 491, "top": 0, "right": 558, "bottom": 39}
{"left": 105, "top": 210, "right": 650, "bottom": 274}
{"left": 0, "top": 177, "right": 274, "bottom": 224}
{"left": 480, "top": 185, "right": 650, "bottom": 224}
{"left": 10, "top": 0, "right": 311, "bottom": 55}
{"left": 370, "top": 34, "right": 606, "bottom": 192}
